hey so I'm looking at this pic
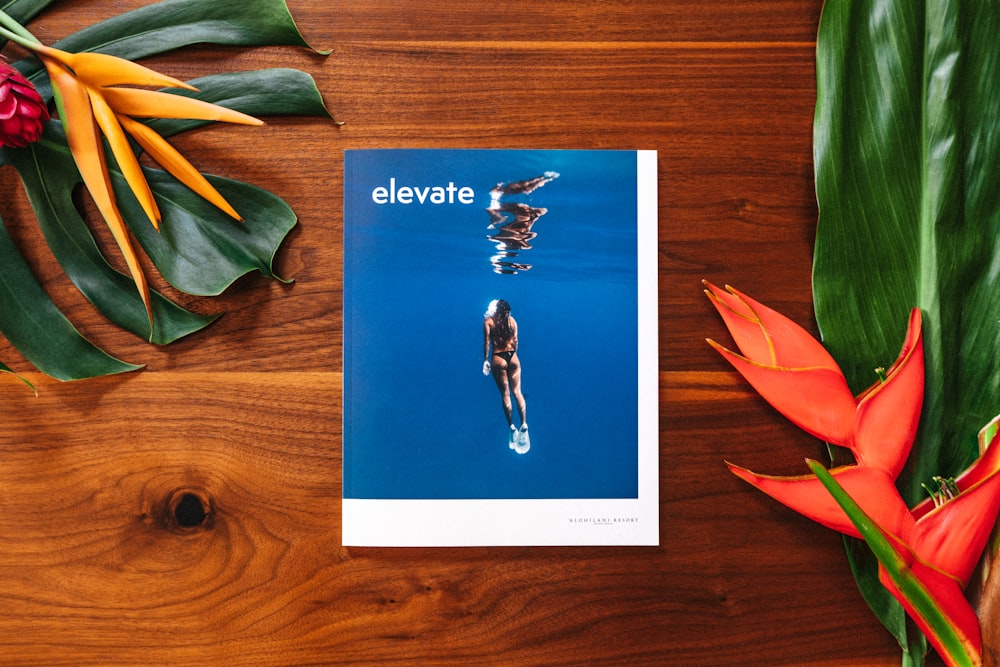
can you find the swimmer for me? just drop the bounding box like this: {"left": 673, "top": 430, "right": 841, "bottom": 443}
{"left": 482, "top": 299, "right": 529, "bottom": 452}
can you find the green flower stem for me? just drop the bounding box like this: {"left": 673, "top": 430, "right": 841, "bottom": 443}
{"left": 0, "top": 10, "right": 40, "bottom": 47}
{"left": 806, "top": 459, "right": 977, "bottom": 667}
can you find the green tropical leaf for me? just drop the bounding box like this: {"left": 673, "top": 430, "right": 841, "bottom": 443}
{"left": 812, "top": 0, "right": 1000, "bottom": 657}
{"left": 0, "top": 0, "right": 331, "bottom": 374}
{"left": 808, "top": 460, "right": 978, "bottom": 667}
{"left": 146, "top": 69, "right": 334, "bottom": 138}
{"left": 0, "top": 211, "right": 140, "bottom": 380}
{"left": 120, "top": 69, "right": 325, "bottom": 295}
{"left": 4, "top": 67, "right": 324, "bottom": 337}
{"left": 4, "top": 130, "right": 217, "bottom": 344}
{"left": 813, "top": 0, "right": 1000, "bottom": 501}
{"left": 17, "top": 0, "right": 320, "bottom": 96}
{"left": 0, "top": 360, "right": 35, "bottom": 393}
{"left": 53, "top": 0, "right": 314, "bottom": 55}
{"left": 119, "top": 168, "right": 297, "bottom": 297}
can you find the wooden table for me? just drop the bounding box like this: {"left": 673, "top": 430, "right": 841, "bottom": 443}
{"left": 0, "top": 1, "right": 916, "bottom": 664}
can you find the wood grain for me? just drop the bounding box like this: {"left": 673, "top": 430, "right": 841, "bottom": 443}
{"left": 0, "top": 1, "right": 926, "bottom": 664}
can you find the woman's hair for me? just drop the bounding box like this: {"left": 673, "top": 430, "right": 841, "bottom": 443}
{"left": 493, "top": 299, "right": 512, "bottom": 342}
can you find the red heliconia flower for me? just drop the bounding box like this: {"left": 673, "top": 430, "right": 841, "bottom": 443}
{"left": 704, "top": 282, "right": 924, "bottom": 539}
{"left": 705, "top": 282, "right": 1000, "bottom": 666}
{"left": 822, "top": 421, "right": 1000, "bottom": 667}
{"left": 0, "top": 57, "right": 49, "bottom": 148}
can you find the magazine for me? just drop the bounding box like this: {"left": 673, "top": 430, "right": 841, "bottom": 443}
{"left": 343, "top": 149, "right": 658, "bottom": 546}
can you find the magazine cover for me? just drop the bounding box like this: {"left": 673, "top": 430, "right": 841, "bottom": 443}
{"left": 343, "top": 149, "right": 658, "bottom": 546}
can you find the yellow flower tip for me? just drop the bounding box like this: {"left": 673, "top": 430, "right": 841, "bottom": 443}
{"left": 116, "top": 113, "right": 245, "bottom": 222}
{"left": 87, "top": 89, "right": 163, "bottom": 230}
{"left": 168, "top": 81, "right": 200, "bottom": 93}
{"left": 705, "top": 338, "right": 731, "bottom": 354}
{"left": 703, "top": 289, "right": 727, "bottom": 311}
{"left": 215, "top": 198, "right": 243, "bottom": 222}
{"left": 156, "top": 81, "right": 198, "bottom": 93}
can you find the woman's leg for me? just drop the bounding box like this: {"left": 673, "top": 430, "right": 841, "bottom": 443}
{"left": 491, "top": 357, "right": 514, "bottom": 427}
{"left": 508, "top": 358, "right": 527, "bottom": 428}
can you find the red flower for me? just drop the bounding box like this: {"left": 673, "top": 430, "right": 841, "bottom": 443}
{"left": 704, "top": 282, "right": 924, "bottom": 538}
{"left": 706, "top": 283, "right": 1000, "bottom": 666}
{"left": 0, "top": 57, "right": 48, "bottom": 148}
{"left": 813, "top": 421, "right": 1000, "bottom": 667}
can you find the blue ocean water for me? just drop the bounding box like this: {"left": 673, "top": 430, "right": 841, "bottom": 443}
{"left": 344, "top": 149, "right": 640, "bottom": 499}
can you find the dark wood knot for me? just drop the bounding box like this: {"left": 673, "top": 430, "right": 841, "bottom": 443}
{"left": 165, "top": 488, "right": 213, "bottom": 531}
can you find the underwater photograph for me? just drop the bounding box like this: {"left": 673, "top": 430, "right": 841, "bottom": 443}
{"left": 344, "top": 149, "right": 642, "bottom": 500}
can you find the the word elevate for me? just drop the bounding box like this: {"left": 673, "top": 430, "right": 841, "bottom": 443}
{"left": 371, "top": 178, "right": 475, "bottom": 205}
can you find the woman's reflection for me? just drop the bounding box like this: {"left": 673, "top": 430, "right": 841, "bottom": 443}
{"left": 486, "top": 171, "right": 559, "bottom": 275}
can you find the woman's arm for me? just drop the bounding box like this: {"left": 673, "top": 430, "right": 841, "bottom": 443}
{"left": 482, "top": 319, "right": 492, "bottom": 374}
{"left": 483, "top": 319, "right": 492, "bottom": 359}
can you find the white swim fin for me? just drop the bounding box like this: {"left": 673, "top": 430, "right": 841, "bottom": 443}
{"left": 513, "top": 425, "right": 530, "bottom": 454}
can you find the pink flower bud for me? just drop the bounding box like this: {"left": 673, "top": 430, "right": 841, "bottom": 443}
{"left": 0, "top": 58, "right": 49, "bottom": 148}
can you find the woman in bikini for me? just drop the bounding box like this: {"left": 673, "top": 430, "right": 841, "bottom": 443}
{"left": 482, "top": 299, "right": 529, "bottom": 451}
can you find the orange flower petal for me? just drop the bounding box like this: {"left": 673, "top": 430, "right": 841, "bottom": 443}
{"left": 101, "top": 87, "right": 262, "bottom": 125}
{"left": 33, "top": 44, "right": 197, "bottom": 91}
{"left": 909, "top": 470, "right": 1000, "bottom": 587}
{"left": 44, "top": 60, "right": 153, "bottom": 327}
{"left": 118, "top": 114, "right": 241, "bottom": 220}
{"left": 88, "top": 90, "right": 160, "bottom": 229}
{"left": 704, "top": 281, "right": 778, "bottom": 365}
{"left": 907, "top": 429, "right": 1000, "bottom": 586}
{"left": 912, "top": 420, "right": 1000, "bottom": 521}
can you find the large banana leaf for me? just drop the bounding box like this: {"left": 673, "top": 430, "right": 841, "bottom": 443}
{"left": 813, "top": 0, "right": 1000, "bottom": 659}
{"left": 0, "top": 0, "right": 332, "bottom": 379}
{"left": 814, "top": 0, "right": 1000, "bottom": 499}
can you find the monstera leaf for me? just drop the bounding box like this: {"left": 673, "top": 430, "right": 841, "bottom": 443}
{"left": 0, "top": 0, "right": 331, "bottom": 378}
{"left": 813, "top": 0, "right": 1000, "bottom": 660}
